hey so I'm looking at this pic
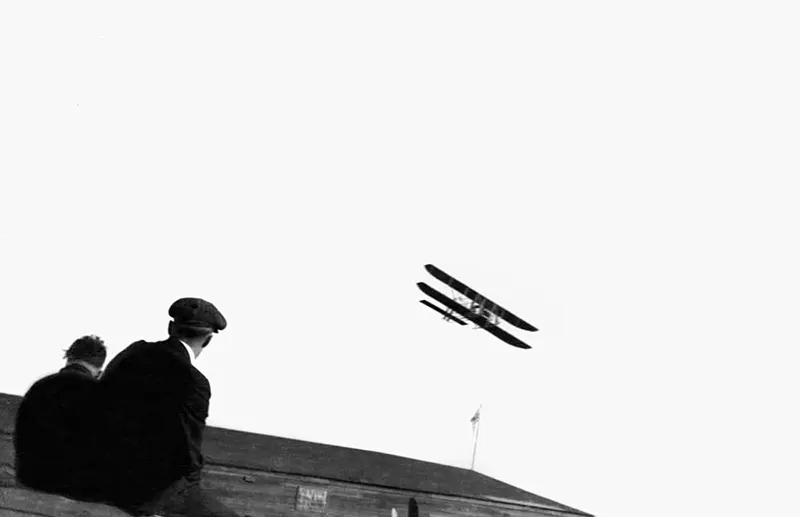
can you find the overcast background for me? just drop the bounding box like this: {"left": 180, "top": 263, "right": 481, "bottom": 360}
{"left": 2, "top": 3, "right": 799, "bottom": 517}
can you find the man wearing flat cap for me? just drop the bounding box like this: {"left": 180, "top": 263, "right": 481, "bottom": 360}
{"left": 99, "top": 297, "right": 239, "bottom": 517}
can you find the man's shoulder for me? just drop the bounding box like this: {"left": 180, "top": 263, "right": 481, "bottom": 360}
{"left": 19, "top": 370, "right": 96, "bottom": 413}
{"left": 112, "top": 339, "right": 182, "bottom": 362}
{"left": 20, "top": 374, "right": 60, "bottom": 403}
{"left": 26, "top": 368, "right": 93, "bottom": 392}
{"left": 102, "top": 338, "right": 190, "bottom": 381}
{"left": 126, "top": 338, "right": 171, "bottom": 351}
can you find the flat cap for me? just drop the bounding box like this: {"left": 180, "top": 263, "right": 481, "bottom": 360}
{"left": 169, "top": 297, "right": 227, "bottom": 333}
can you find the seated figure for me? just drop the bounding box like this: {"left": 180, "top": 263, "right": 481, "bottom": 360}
{"left": 14, "top": 335, "right": 108, "bottom": 501}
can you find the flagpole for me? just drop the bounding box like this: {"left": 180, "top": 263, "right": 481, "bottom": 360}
{"left": 470, "top": 404, "right": 482, "bottom": 470}
{"left": 471, "top": 419, "right": 480, "bottom": 470}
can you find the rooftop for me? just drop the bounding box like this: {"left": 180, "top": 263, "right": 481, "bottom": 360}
{"left": 0, "top": 392, "right": 591, "bottom": 516}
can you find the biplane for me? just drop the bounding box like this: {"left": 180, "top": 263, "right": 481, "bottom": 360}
{"left": 417, "top": 264, "right": 538, "bottom": 349}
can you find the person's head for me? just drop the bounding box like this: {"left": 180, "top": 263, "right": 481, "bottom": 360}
{"left": 63, "top": 334, "right": 107, "bottom": 378}
{"left": 167, "top": 297, "right": 227, "bottom": 357}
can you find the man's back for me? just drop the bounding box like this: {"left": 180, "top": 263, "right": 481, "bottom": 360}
{"left": 100, "top": 338, "right": 211, "bottom": 507}
{"left": 14, "top": 366, "right": 103, "bottom": 500}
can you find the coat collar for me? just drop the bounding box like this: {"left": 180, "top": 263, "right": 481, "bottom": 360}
{"left": 59, "top": 362, "right": 94, "bottom": 377}
{"left": 166, "top": 336, "right": 198, "bottom": 368}
{"left": 178, "top": 339, "right": 197, "bottom": 367}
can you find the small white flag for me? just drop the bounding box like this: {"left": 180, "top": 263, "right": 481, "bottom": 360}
{"left": 470, "top": 406, "right": 481, "bottom": 432}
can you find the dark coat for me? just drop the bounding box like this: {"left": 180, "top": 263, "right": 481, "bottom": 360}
{"left": 14, "top": 363, "right": 104, "bottom": 500}
{"left": 99, "top": 337, "right": 211, "bottom": 507}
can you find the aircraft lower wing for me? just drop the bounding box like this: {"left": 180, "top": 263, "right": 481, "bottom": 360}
{"left": 419, "top": 300, "right": 468, "bottom": 325}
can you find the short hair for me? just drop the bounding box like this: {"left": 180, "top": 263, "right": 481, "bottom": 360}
{"left": 63, "top": 335, "right": 107, "bottom": 368}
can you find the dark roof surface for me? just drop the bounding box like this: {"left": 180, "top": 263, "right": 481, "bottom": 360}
{"left": 204, "top": 426, "right": 590, "bottom": 515}
{"left": 0, "top": 392, "right": 591, "bottom": 516}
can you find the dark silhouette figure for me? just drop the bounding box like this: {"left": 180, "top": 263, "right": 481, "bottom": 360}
{"left": 100, "top": 297, "right": 238, "bottom": 517}
{"left": 409, "top": 497, "right": 420, "bottom": 517}
{"left": 14, "top": 335, "right": 108, "bottom": 500}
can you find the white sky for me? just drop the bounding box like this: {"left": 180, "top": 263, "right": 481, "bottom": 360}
{"left": 2, "top": 3, "right": 798, "bottom": 517}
